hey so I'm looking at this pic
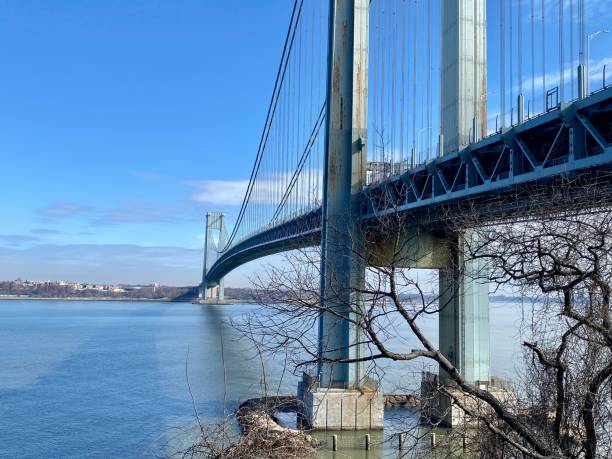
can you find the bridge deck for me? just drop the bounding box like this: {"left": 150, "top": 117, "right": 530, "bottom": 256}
{"left": 206, "top": 89, "right": 612, "bottom": 285}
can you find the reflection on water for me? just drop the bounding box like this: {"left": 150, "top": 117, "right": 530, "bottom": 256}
{"left": 0, "top": 300, "right": 527, "bottom": 458}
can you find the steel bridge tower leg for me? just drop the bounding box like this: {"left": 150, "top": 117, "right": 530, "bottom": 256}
{"left": 439, "top": 231, "right": 490, "bottom": 383}
{"left": 200, "top": 212, "right": 226, "bottom": 304}
{"left": 299, "top": 0, "right": 384, "bottom": 430}
{"left": 439, "top": 0, "right": 490, "bottom": 384}
{"left": 199, "top": 213, "right": 211, "bottom": 300}
{"left": 423, "top": 0, "right": 491, "bottom": 428}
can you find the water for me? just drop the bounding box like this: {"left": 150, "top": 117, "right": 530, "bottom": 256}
{"left": 0, "top": 300, "right": 527, "bottom": 458}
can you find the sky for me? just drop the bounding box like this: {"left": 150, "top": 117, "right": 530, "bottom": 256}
{"left": 0, "top": 0, "right": 611, "bottom": 287}
{"left": 0, "top": 0, "right": 293, "bottom": 286}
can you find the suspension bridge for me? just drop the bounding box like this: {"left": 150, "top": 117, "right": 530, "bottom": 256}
{"left": 199, "top": 0, "right": 612, "bottom": 429}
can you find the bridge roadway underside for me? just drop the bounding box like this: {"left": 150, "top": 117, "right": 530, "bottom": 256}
{"left": 206, "top": 171, "right": 612, "bottom": 287}
{"left": 206, "top": 89, "right": 612, "bottom": 286}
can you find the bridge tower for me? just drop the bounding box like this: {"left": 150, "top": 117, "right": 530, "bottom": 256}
{"left": 299, "top": 0, "right": 385, "bottom": 430}
{"left": 302, "top": 0, "right": 490, "bottom": 429}
{"left": 418, "top": 0, "right": 492, "bottom": 427}
{"left": 200, "top": 212, "right": 226, "bottom": 303}
{"left": 438, "top": 0, "right": 490, "bottom": 385}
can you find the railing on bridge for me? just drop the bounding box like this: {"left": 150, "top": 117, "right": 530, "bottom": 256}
{"left": 365, "top": 0, "right": 608, "bottom": 185}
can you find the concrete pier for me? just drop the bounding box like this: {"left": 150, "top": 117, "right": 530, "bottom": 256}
{"left": 424, "top": 0, "right": 491, "bottom": 427}
{"left": 421, "top": 372, "right": 515, "bottom": 427}
{"left": 298, "top": 374, "right": 384, "bottom": 430}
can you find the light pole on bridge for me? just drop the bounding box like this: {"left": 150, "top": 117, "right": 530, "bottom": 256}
{"left": 587, "top": 29, "right": 609, "bottom": 94}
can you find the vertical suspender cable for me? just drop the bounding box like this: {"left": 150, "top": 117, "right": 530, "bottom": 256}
{"left": 400, "top": 0, "right": 406, "bottom": 171}
{"left": 518, "top": 0, "right": 523, "bottom": 98}
{"left": 405, "top": 2, "right": 410, "bottom": 168}
{"left": 277, "top": 76, "right": 282, "bottom": 222}
{"left": 501, "top": 0, "right": 506, "bottom": 127}
{"left": 579, "top": 0, "right": 585, "bottom": 66}
{"left": 287, "top": 49, "right": 292, "bottom": 220}
{"left": 317, "top": 1, "right": 322, "bottom": 198}
{"left": 285, "top": 65, "right": 289, "bottom": 219}
{"left": 474, "top": 0, "right": 479, "bottom": 137}
{"left": 427, "top": 0, "right": 432, "bottom": 158}
{"left": 279, "top": 86, "right": 284, "bottom": 216}
{"left": 381, "top": 3, "right": 386, "bottom": 169}
{"left": 296, "top": 20, "right": 302, "bottom": 215}
{"left": 542, "top": 0, "right": 546, "bottom": 110}
{"left": 372, "top": 4, "right": 378, "bottom": 174}
{"left": 412, "top": 0, "right": 417, "bottom": 161}
{"left": 387, "top": 7, "right": 392, "bottom": 171}
{"left": 570, "top": 0, "right": 574, "bottom": 99}
{"left": 309, "top": 0, "right": 315, "bottom": 209}
{"left": 391, "top": 1, "right": 397, "bottom": 173}
{"left": 531, "top": 0, "right": 535, "bottom": 113}
{"left": 509, "top": 0, "right": 513, "bottom": 123}
{"left": 559, "top": 0, "right": 564, "bottom": 101}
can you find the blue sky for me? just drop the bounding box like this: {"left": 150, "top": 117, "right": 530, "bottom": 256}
{"left": 0, "top": 0, "right": 611, "bottom": 286}
{"left": 0, "top": 0, "right": 293, "bottom": 285}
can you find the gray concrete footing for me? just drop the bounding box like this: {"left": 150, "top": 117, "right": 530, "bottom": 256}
{"left": 420, "top": 371, "right": 515, "bottom": 428}
{"left": 298, "top": 387, "right": 384, "bottom": 430}
{"left": 298, "top": 375, "right": 384, "bottom": 430}
{"left": 195, "top": 298, "right": 231, "bottom": 305}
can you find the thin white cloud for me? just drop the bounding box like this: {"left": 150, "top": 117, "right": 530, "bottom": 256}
{"left": 38, "top": 200, "right": 200, "bottom": 226}
{"left": 0, "top": 234, "right": 39, "bottom": 247}
{"left": 186, "top": 179, "right": 249, "bottom": 206}
{"left": 516, "top": 57, "right": 612, "bottom": 98}
{"left": 38, "top": 202, "right": 94, "bottom": 219}
{"left": 30, "top": 228, "right": 63, "bottom": 235}
{"left": 186, "top": 174, "right": 319, "bottom": 207}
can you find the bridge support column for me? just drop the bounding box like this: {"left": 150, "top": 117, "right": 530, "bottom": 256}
{"left": 299, "top": 0, "right": 383, "bottom": 430}
{"left": 200, "top": 212, "right": 226, "bottom": 304}
{"left": 421, "top": 230, "right": 491, "bottom": 428}
{"left": 422, "top": 0, "right": 493, "bottom": 428}
{"left": 439, "top": 230, "right": 490, "bottom": 384}
{"left": 438, "top": 0, "right": 490, "bottom": 383}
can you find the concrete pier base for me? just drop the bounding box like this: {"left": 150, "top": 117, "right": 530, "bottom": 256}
{"left": 420, "top": 371, "right": 515, "bottom": 428}
{"left": 298, "top": 374, "right": 384, "bottom": 430}
{"left": 299, "top": 388, "right": 384, "bottom": 430}
{"left": 196, "top": 298, "right": 231, "bottom": 305}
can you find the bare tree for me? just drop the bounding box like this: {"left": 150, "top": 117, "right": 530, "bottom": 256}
{"left": 459, "top": 201, "right": 612, "bottom": 459}
{"left": 236, "top": 178, "right": 612, "bottom": 458}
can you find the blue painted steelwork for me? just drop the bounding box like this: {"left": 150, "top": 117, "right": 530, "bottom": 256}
{"left": 205, "top": 88, "right": 612, "bottom": 286}
{"left": 205, "top": 209, "right": 321, "bottom": 287}
{"left": 365, "top": 87, "right": 612, "bottom": 219}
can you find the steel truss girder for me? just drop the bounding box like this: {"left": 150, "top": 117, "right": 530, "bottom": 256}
{"left": 363, "top": 88, "right": 612, "bottom": 219}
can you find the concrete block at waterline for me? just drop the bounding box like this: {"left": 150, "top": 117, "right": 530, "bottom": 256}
{"left": 301, "top": 388, "right": 384, "bottom": 430}
{"left": 421, "top": 372, "right": 516, "bottom": 428}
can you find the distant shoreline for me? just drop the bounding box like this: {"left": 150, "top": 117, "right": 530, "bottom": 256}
{"left": 0, "top": 295, "right": 250, "bottom": 304}
{"left": 0, "top": 295, "right": 529, "bottom": 305}
{"left": 0, "top": 295, "right": 186, "bottom": 302}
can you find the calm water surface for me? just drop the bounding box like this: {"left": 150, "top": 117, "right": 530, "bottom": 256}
{"left": 0, "top": 300, "right": 527, "bottom": 458}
